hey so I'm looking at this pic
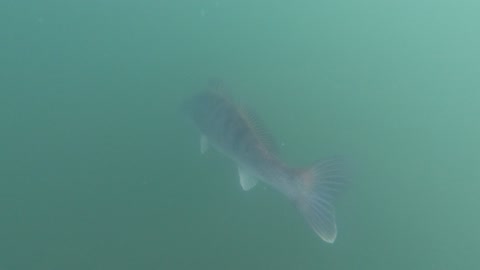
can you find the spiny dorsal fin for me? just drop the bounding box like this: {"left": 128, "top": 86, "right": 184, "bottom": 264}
{"left": 239, "top": 106, "right": 278, "bottom": 154}
{"left": 205, "top": 79, "right": 278, "bottom": 153}
{"left": 205, "top": 78, "right": 236, "bottom": 103}
{"left": 206, "top": 78, "right": 228, "bottom": 93}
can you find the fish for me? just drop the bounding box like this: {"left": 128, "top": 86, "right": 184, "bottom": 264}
{"left": 183, "top": 81, "right": 346, "bottom": 243}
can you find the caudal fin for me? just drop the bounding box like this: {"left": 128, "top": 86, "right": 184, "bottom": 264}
{"left": 295, "top": 158, "right": 347, "bottom": 243}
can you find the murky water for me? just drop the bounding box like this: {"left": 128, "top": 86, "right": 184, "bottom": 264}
{"left": 1, "top": 0, "right": 479, "bottom": 269}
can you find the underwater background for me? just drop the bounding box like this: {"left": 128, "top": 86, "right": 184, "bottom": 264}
{"left": 1, "top": 0, "right": 479, "bottom": 269}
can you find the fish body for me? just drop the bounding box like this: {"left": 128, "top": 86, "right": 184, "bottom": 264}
{"left": 184, "top": 84, "right": 345, "bottom": 243}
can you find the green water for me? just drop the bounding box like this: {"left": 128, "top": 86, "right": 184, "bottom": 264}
{"left": 1, "top": 0, "right": 479, "bottom": 269}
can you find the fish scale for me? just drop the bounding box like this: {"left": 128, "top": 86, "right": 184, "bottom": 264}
{"left": 183, "top": 85, "right": 346, "bottom": 243}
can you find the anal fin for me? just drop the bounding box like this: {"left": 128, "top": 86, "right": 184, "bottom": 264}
{"left": 238, "top": 168, "right": 258, "bottom": 191}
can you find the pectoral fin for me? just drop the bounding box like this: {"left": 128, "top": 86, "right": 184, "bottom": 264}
{"left": 238, "top": 168, "right": 258, "bottom": 191}
{"left": 200, "top": 135, "right": 208, "bottom": 154}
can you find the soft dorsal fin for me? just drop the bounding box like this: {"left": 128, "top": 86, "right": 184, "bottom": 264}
{"left": 239, "top": 107, "right": 278, "bottom": 153}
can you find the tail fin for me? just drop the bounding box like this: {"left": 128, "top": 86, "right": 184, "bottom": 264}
{"left": 295, "top": 158, "right": 347, "bottom": 243}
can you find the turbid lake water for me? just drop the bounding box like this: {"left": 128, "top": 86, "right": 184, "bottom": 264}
{"left": 1, "top": 1, "right": 479, "bottom": 269}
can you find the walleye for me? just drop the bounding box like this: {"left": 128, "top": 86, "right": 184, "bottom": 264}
{"left": 183, "top": 82, "right": 346, "bottom": 243}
